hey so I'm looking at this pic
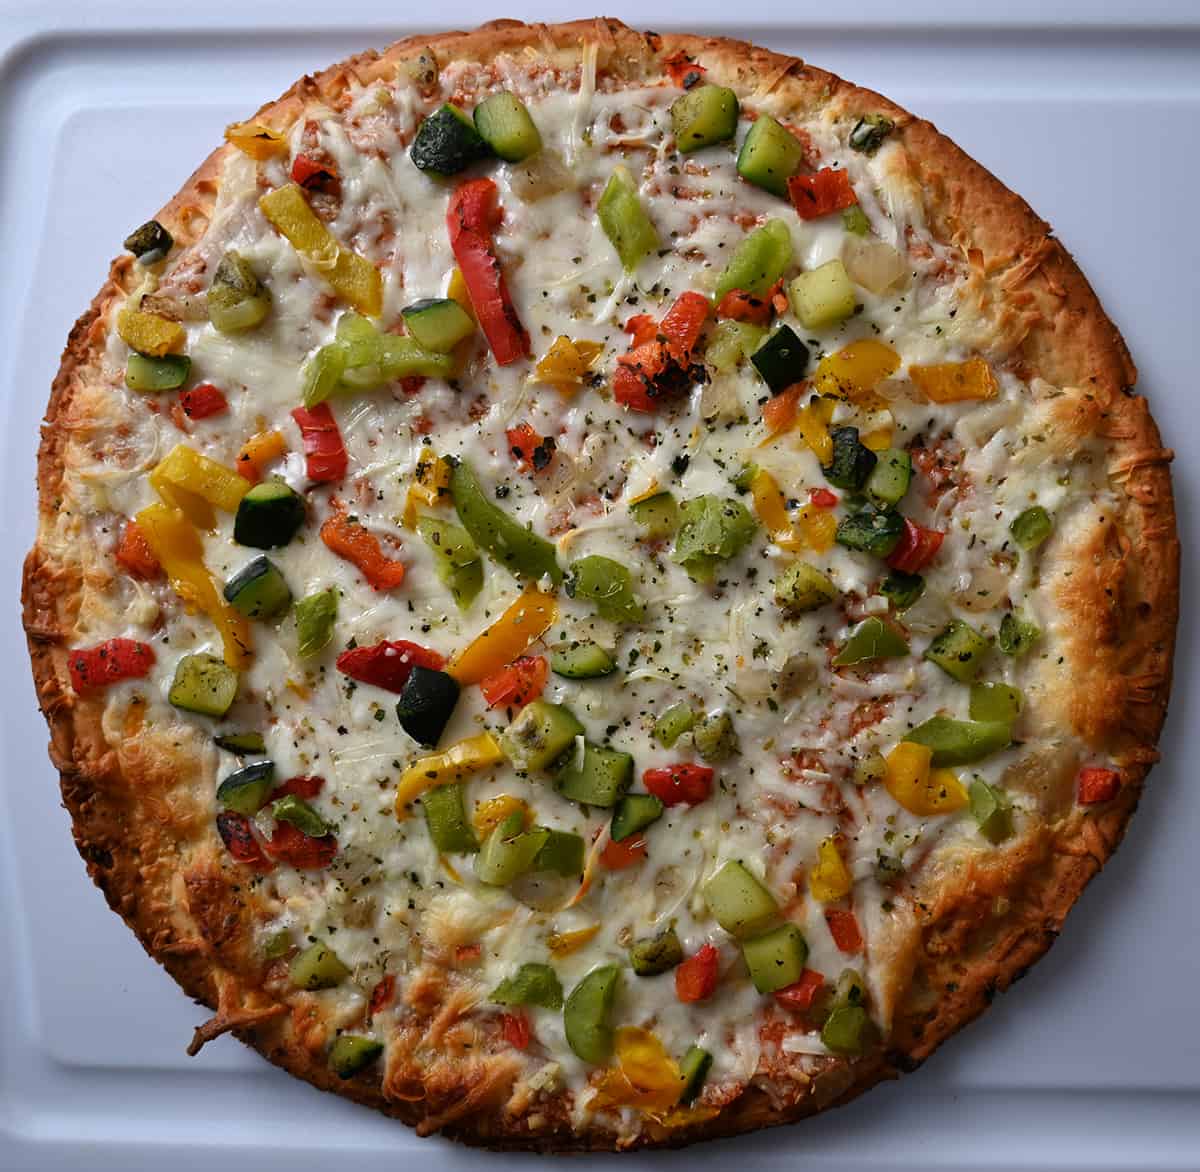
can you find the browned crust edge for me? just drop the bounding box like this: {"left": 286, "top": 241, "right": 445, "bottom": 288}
{"left": 21, "top": 17, "right": 1179, "bottom": 1151}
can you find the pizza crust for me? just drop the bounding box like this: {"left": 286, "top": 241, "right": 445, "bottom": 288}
{"left": 22, "top": 18, "right": 1178, "bottom": 1150}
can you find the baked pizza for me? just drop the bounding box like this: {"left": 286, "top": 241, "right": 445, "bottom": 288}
{"left": 22, "top": 17, "right": 1178, "bottom": 1150}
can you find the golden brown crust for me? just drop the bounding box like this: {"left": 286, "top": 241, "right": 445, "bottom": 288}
{"left": 22, "top": 17, "right": 1178, "bottom": 1150}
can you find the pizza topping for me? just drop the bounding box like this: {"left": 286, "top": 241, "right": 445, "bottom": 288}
{"left": 908, "top": 356, "right": 998, "bottom": 403}
{"left": 394, "top": 732, "right": 504, "bottom": 812}
{"left": 291, "top": 403, "right": 348, "bottom": 484}
{"left": 473, "top": 92, "right": 543, "bottom": 163}
{"left": 886, "top": 518, "right": 945, "bottom": 573}
{"left": 400, "top": 297, "right": 476, "bottom": 353}
{"left": 736, "top": 114, "right": 805, "bottom": 197}
{"left": 320, "top": 509, "right": 406, "bottom": 590}
{"left": 614, "top": 290, "right": 710, "bottom": 411}
{"left": 642, "top": 763, "right": 714, "bottom": 807}
{"left": 809, "top": 838, "right": 853, "bottom": 902}
{"left": 833, "top": 617, "right": 909, "bottom": 666}
{"left": 678, "top": 1046, "right": 713, "bottom": 1104}
{"left": 337, "top": 639, "right": 444, "bottom": 693}
{"left": 788, "top": 259, "right": 857, "bottom": 330}
{"left": 420, "top": 781, "right": 478, "bottom": 853}
{"left": 68, "top": 637, "right": 156, "bottom": 693}
{"left": 1077, "top": 767, "right": 1121, "bottom": 805}
{"left": 289, "top": 941, "right": 349, "bottom": 989}
{"left": 848, "top": 113, "right": 895, "bottom": 154}
{"left": 563, "top": 964, "right": 621, "bottom": 1063}
{"left": 329, "top": 1036, "right": 384, "bottom": 1079}
{"left": 506, "top": 423, "right": 556, "bottom": 474}
{"left": 224, "top": 121, "right": 287, "bottom": 159}
{"left": 235, "top": 429, "right": 288, "bottom": 484}
{"left": 294, "top": 588, "right": 337, "bottom": 658}
{"left": 670, "top": 85, "right": 739, "bottom": 153}
{"left": 290, "top": 152, "right": 337, "bottom": 189}
{"left": 967, "top": 779, "right": 1014, "bottom": 843}
{"left": 1010, "top": 505, "right": 1054, "bottom": 550}
{"left": 395, "top": 666, "right": 461, "bottom": 748}
{"left": 629, "top": 926, "right": 684, "bottom": 975}
{"left": 600, "top": 833, "right": 647, "bottom": 870}
{"left": 168, "top": 652, "right": 239, "bottom": 717}
{"left": 223, "top": 556, "right": 292, "bottom": 620}
{"left": 125, "top": 352, "right": 191, "bottom": 392}
{"left": 416, "top": 515, "right": 484, "bottom": 610}
{"left": 824, "top": 909, "right": 864, "bottom": 954}
{"left": 216, "top": 761, "right": 276, "bottom": 815}
{"left": 925, "top": 619, "right": 991, "bottom": 683}
{"left": 675, "top": 943, "right": 720, "bottom": 1003}
{"left": 906, "top": 717, "right": 1012, "bottom": 767}
{"left": 774, "top": 968, "right": 826, "bottom": 1012}
{"left": 532, "top": 335, "right": 603, "bottom": 395}
{"left": 999, "top": 611, "right": 1041, "bottom": 656}
{"left": 480, "top": 655, "right": 548, "bottom": 710}
{"left": 266, "top": 819, "right": 338, "bottom": 869}
{"left": 207, "top": 251, "right": 272, "bottom": 335}
{"left": 216, "top": 810, "right": 273, "bottom": 869}
{"left": 749, "top": 324, "right": 809, "bottom": 393}
{"left": 598, "top": 165, "right": 661, "bottom": 273}
{"left": 114, "top": 520, "right": 161, "bottom": 579}
{"left": 234, "top": 481, "right": 306, "bottom": 550}
{"left": 179, "top": 382, "right": 229, "bottom": 420}
{"left": 787, "top": 167, "right": 858, "bottom": 221}
{"left": 123, "top": 219, "right": 173, "bottom": 261}
{"left": 550, "top": 641, "right": 617, "bottom": 680}
{"left": 411, "top": 103, "right": 490, "bottom": 175}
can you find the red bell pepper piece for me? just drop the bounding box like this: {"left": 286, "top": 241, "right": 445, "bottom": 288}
{"left": 290, "top": 153, "right": 337, "bottom": 188}
{"left": 886, "top": 519, "right": 945, "bottom": 573}
{"left": 270, "top": 775, "right": 324, "bottom": 802}
{"left": 774, "top": 968, "right": 826, "bottom": 1012}
{"left": 179, "top": 382, "right": 229, "bottom": 420}
{"left": 68, "top": 637, "right": 156, "bottom": 693}
{"left": 336, "top": 639, "right": 444, "bottom": 693}
{"left": 115, "top": 521, "right": 162, "bottom": 580}
{"left": 788, "top": 167, "right": 858, "bottom": 221}
{"left": 266, "top": 820, "right": 338, "bottom": 869}
{"left": 809, "top": 487, "right": 839, "bottom": 509}
{"left": 480, "top": 655, "right": 548, "bottom": 710}
{"left": 1078, "top": 766, "right": 1121, "bottom": 805}
{"left": 446, "top": 178, "right": 530, "bottom": 366}
{"left": 663, "top": 51, "right": 707, "bottom": 89}
{"left": 658, "top": 291, "right": 711, "bottom": 364}
{"left": 716, "top": 288, "right": 774, "bottom": 326}
{"left": 624, "top": 313, "right": 658, "bottom": 348}
{"left": 320, "top": 511, "right": 407, "bottom": 591}
{"left": 291, "top": 403, "right": 347, "bottom": 484}
{"left": 506, "top": 423, "right": 556, "bottom": 474}
{"left": 368, "top": 974, "right": 395, "bottom": 1016}
{"left": 825, "top": 908, "right": 864, "bottom": 954}
{"left": 501, "top": 1011, "right": 532, "bottom": 1050}
{"left": 762, "top": 383, "right": 804, "bottom": 436}
{"left": 675, "top": 943, "right": 719, "bottom": 1003}
{"left": 613, "top": 292, "right": 710, "bottom": 412}
{"left": 216, "top": 811, "right": 274, "bottom": 871}
{"left": 600, "top": 835, "right": 647, "bottom": 870}
{"left": 642, "top": 763, "right": 714, "bottom": 807}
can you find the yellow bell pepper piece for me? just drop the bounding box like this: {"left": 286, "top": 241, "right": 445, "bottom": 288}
{"left": 148, "top": 463, "right": 215, "bottom": 531}
{"left": 594, "top": 1028, "right": 684, "bottom": 1113}
{"left": 224, "top": 121, "right": 288, "bottom": 160}
{"left": 547, "top": 924, "right": 602, "bottom": 957}
{"left": 795, "top": 397, "right": 835, "bottom": 465}
{"left": 394, "top": 732, "right": 504, "bottom": 815}
{"left": 447, "top": 587, "right": 557, "bottom": 685}
{"left": 860, "top": 423, "right": 894, "bottom": 451}
{"left": 750, "top": 469, "right": 803, "bottom": 552}
{"left": 401, "top": 454, "right": 452, "bottom": 529}
{"left": 533, "top": 336, "right": 605, "bottom": 395}
{"left": 908, "top": 356, "right": 998, "bottom": 403}
{"left": 153, "top": 444, "right": 250, "bottom": 513}
{"left": 884, "top": 742, "right": 969, "bottom": 815}
{"left": 809, "top": 836, "right": 853, "bottom": 902}
{"left": 811, "top": 339, "right": 900, "bottom": 406}
{"left": 447, "top": 267, "right": 476, "bottom": 322}
{"left": 235, "top": 430, "right": 288, "bottom": 484}
{"left": 116, "top": 308, "right": 186, "bottom": 357}
{"left": 135, "top": 502, "right": 252, "bottom": 668}
{"left": 258, "top": 184, "right": 382, "bottom": 316}
{"left": 473, "top": 794, "right": 530, "bottom": 839}
{"left": 796, "top": 504, "right": 837, "bottom": 553}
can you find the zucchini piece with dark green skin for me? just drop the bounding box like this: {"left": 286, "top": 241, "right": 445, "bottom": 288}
{"left": 169, "top": 653, "right": 238, "bottom": 717}
{"left": 290, "top": 941, "right": 349, "bottom": 989}
{"left": 775, "top": 561, "right": 837, "bottom": 615}
{"left": 214, "top": 731, "right": 266, "bottom": 754}
{"left": 473, "top": 92, "right": 543, "bottom": 162}
{"left": 628, "top": 491, "right": 679, "bottom": 541}
{"left": 678, "top": 1046, "right": 713, "bottom": 1105}
{"left": 865, "top": 448, "right": 912, "bottom": 506}
{"left": 233, "top": 481, "right": 306, "bottom": 549}
{"left": 271, "top": 793, "right": 330, "bottom": 837}
{"left": 125, "top": 352, "right": 190, "bottom": 392}
{"left": 499, "top": 700, "right": 584, "bottom": 772}
{"left": 216, "top": 760, "right": 275, "bottom": 815}
{"left": 823, "top": 427, "right": 877, "bottom": 491}
{"left": 566, "top": 555, "right": 645, "bottom": 624}
{"left": 879, "top": 571, "right": 924, "bottom": 610}
{"left": 556, "top": 742, "right": 634, "bottom": 807}
{"left": 491, "top": 962, "right": 564, "bottom": 1009}
{"left": 849, "top": 114, "right": 895, "bottom": 155}
{"left": 550, "top": 641, "right": 617, "bottom": 679}
{"left": 223, "top": 556, "right": 292, "bottom": 620}
{"left": 629, "top": 926, "right": 683, "bottom": 975}
{"left": 737, "top": 114, "right": 805, "bottom": 197}
{"left": 670, "top": 85, "right": 739, "bottom": 153}
{"left": 410, "top": 103, "right": 490, "bottom": 175}
{"left": 124, "top": 219, "right": 173, "bottom": 261}
{"left": 400, "top": 298, "right": 476, "bottom": 352}
{"left": 329, "top": 1036, "right": 383, "bottom": 1079}
{"left": 533, "top": 828, "right": 585, "bottom": 876}
{"left": 395, "top": 666, "right": 460, "bottom": 748}
{"left": 835, "top": 502, "right": 904, "bottom": 556}
{"left": 925, "top": 619, "right": 991, "bottom": 683}
{"left": 421, "top": 782, "right": 478, "bottom": 854}
{"left": 750, "top": 325, "right": 810, "bottom": 393}
{"left": 610, "top": 793, "right": 664, "bottom": 841}
{"left": 742, "top": 922, "right": 808, "bottom": 993}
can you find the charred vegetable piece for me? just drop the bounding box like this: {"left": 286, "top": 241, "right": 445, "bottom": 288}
{"left": 833, "top": 617, "right": 909, "bottom": 666}
{"left": 216, "top": 761, "right": 275, "bottom": 815}
{"left": 124, "top": 219, "right": 173, "bottom": 261}
{"left": 610, "top": 793, "right": 664, "bottom": 842}
{"left": 491, "top": 962, "right": 564, "bottom": 1009}
{"left": 713, "top": 218, "right": 792, "bottom": 301}
{"left": 272, "top": 793, "right": 330, "bottom": 838}
{"left": 823, "top": 427, "right": 877, "bottom": 491}
{"left": 169, "top": 653, "right": 238, "bottom": 717}
{"left": 789, "top": 260, "right": 857, "bottom": 330}
{"left": 880, "top": 570, "right": 924, "bottom": 610}
{"left": 670, "top": 84, "right": 739, "bottom": 153}
{"left": 416, "top": 515, "right": 483, "bottom": 610}
{"left": 629, "top": 491, "right": 680, "bottom": 541}
{"left": 678, "top": 1046, "right": 713, "bottom": 1104}
{"left": 703, "top": 860, "right": 778, "bottom": 938}
{"left": 208, "top": 251, "right": 271, "bottom": 333}
{"left": 566, "top": 555, "right": 645, "bottom": 624}
{"left": 473, "top": 92, "right": 542, "bottom": 162}
{"left": 234, "top": 481, "right": 306, "bottom": 549}
{"left": 223, "top": 556, "right": 292, "bottom": 620}
{"left": 1010, "top": 505, "right": 1054, "bottom": 550}
{"left": 999, "top": 611, "right": 1040, "bottom": 657}
{"left": 906, "top": 716, "right": 1012, "bottom": 766}
{"left": 653, "top": 702, "right": 696, "bottom": 748}
{"left": 421, "top": 782, "right": 478, "bottom": 854}
{"left": 125, "top": 352, "right": 191, "bottom": 392}
{"left": 476, "top": 812, "right": 549, "bottom": 886}
{"left": 751, "top": 325, "right": 810, "bottom": 393}
{"left": 742, "top": 923, "right": 808, "bottom": 993}
{"left": 295, "top": 588, "right": 337, "bottom": 657}
{"left": 598, "top": 165, "right": 660, "bottom": 272}
{"left": 775, "top": 561, "right": 837, "bottom": 615}
{"left": 925, "top": 619, "right": 991, "bottom": 683}
{"left": 557, "top": 742, "right": 634, "bottom": 807}
{"left": 692, "top": 710, "right": 737, "bottom": 762}
{"left": 499, "top": 700, "right": 584, "bottom": 772}
{"left": 630, "top": 926, "right": 684, "bottom": 976}
{"left": 737, "top": 115, "right": 804, "bottom": 197}
{"left": 865, "top": 448, "right": 912, "bottom": 506}
{"left": 672, "top": 495, "right": 757, "bottom": 582}
{"left": 969, "top": 682, "right": 1023, "bottom": 724}
{"left": 395, "top": 666, "right": 460, "bottom": 748}
{"left": 533, "top": 829, "right": 585, "bottom": 876}
{"left": 835, "top": 502, "right": 904, "bottom": 556}
{"left": 410, "top": 103, "right": 490, "bottom": 175}
{"left": 214, "top": 731, "right": 266, "bottom": 755}
{"left": 551, "top": 641, "right": 617, "bottom": 679}
{"left": 329, "top": 1036, "right": 383, "bottom": 1079}
{"left": 969, "top": 778, "right": 1013, "bottom": 844}
{"left": 290, "top": 941, "right": 349, "bottom": 990}
{"left": 564, "top": 965, "right": 621, "bottom": 1064}
{"left": 849, "top": 113, "right": 894, "bottom": 155}
{"left": 400, "top": 297, "right": 475, "bottom": 352}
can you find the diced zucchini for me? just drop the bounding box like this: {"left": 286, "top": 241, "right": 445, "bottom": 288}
{"left": 329, "top": 1035, "right": 383, "bottom": 1079}
{"left": 125, "top": 352, "right": 190, "bottom": 392}
{"left": 533, "top": 828, "right": 585, "bottom": 876}
{"left": 832, "top": 617, "right": 909, "bottom": 666}
{"left": 124, "top": 219, "right": 173, "bottom": 261}
{"left": 775, "top": 561, "right": 837, "bottom": 615}
{"left": 610, "top": 793, "right": 664, "bottom": 842}
{"left": 672, "top": 495, "right": 758, "bottom": 583}
{"left": 216, "top": 761, "right": 275, "bottom": 815}
{"left": 737, "top": 115, "right": 804, "bottom": 197}
{"left": 865, "top": 449, "right": 912, "bottom": 506}
{"left": 906, "top": 716, "right": 1012, "bottom": 766}
{"left": 295, "top": 588, "right": 337, "bottom": 657}
{"left": 395, "top": 666, "right": 460, "bottom": 748}
{"left": 821, "top": 1005, "right": 872, "bottom": 1055}
{"left": 491, "top": 962, "right": 564, "bottom": 1009}
{"left": 999, "top": 611, "right": 1040, "bottom": 657}
{"left": 233, "top": 481, "right": 306, "bottom": 549}
{"left": 566, "top": 555, "right": 645, "bottom": 624}
{"left": 214, "top": 731, "right": 266, "bottom": 755}
{"left": 421, "top": 782, "right": 478, "bottom": 854}
{"left": 789, "top": 260, "right": 857, "bottom": 330}
{"left": 629, "top": 926, "right": 683, "bottom": 975}
{"left": 473, "top": 92, "right": 542, "bottom": 162}
{"left": 925, "top": 620, "right": 991, "bottom": 683}
{"left": 551, "top": 641, "right": 616, "bottom": 680}
{"left": 823, "top": 426, "right": 877, "bottom": 491}
{"left": 629, "top": 491, "right": 679, "bottom": 541}
{"left": 835, "top": 502, "right": 904, "bottom": 556}
{"left": 968, "top": 778, "right": 1013, "bottom": 844}
{"left": 653, "top": 703, "right": 696, "bottom": 748}
{"left": 400, "top": 298, "right": 475, "bottom": 352}
{"left": 678, "top": 1046, "right": 712, "bottom": 1105}
{"left": 475, "top": 812, "right": 549, "bottom": 886}
{"left": 169, "top": 653, "right": 238, "bottom": 717}
{"left": 208, "top": 251, "right": 271, "bottom": 334}
{"left": 290, "top": 941, "right": 349, "bottom": 990}
{"left": 272, "top": 793, "right": 330, "bottom": 838}
{"left": 564, "top": 965, "right": 621, "bottom": 1064}
{"left": 670, "top": 84, "right": 739, "bottom": 153}
{"left": 879, "top": 571, "right": 924, "bottom": 610}
{"left": 703, "top": 860, "right": 778, "bottom": 938}
{"left": 714, "top": 218, "right": 793, "bottom": 301}
{"left": 751, "top": 325, "right": 810, "bottom": 393}
{"left": 969, "top": 682, "right": 1023, "bottom": 724}
{"left": 598, "top": 165, "right": 660, "bottom": 272}
{"left": 1010, "top": 505, "right": 1053, "bottom": 550}
{"left": 499, "top": 700, "right": 584, "bottom": 772}
{"left": 849, "top": 113, "right": 894, "bottom": 155}
{"left": 223, "top": 556, "right": 292, "bottom": 620}
{"left": 693, "top": 710, "right": 737, "bottom": 762}
{"left": 410, "top": 103, "right": 490, "bottom": 175}
{"left": 742, "top": 922, "right": 808, "bottom": 993}
{"left": 416, "top": 515, "right": 483, "bottom": 610}
{"left": 556, "top": 742, "right": 634, "bottom": 807}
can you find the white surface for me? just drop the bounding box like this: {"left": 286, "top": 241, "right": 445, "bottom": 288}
{"left": 1, "top": 3, "right": 1198, "bottom": 1168}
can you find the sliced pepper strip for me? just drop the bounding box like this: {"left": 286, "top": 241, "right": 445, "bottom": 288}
{"left": 320, "top": 510, "right": 406, "bottom": 591}
{"left": 811, "top": 340, "right": 900, "bottom": 404}
{"left": 825, "top": 908, "right": 864, "bottom": 953}
{"left": 886, "top": 519, "right": 946, "bottom": 574}
{"left": 448, "top": 588, "right": 557, "bottom": 685}
{"left": 152, "top": 444, "right": 250, "bottom": 513}
{"left": 336, "top": 640, "right": 444, "bottom": 693}
{"left": 446, "top": 178, "right": 530, "bottom": 366}
{"left": 749, "top": 468, "right": 803, "bottom": 552}
{"left": 394, "top": 732, "right": 504, "bottom": 815}
{"left": 135, "top": 501, "right": 252, "bottom": 668}
{"left": 236, "top": 429, "right": 288, "bottom": 483}
{"left": 613, "top": 291, "right": 710, "bottom": 412}
{"left": 292, "top": 403, "right": 348, "bottom": 483}
{"left": 675, "top": 943, "right": 719, "bottom": 1003}
{"left": 908, "top": 356, "right": 998, "bottom": 403}
{"left": 480, "top": 655, "right": 548, "bottom": 710}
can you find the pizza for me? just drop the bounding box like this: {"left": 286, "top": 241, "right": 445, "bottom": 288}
{"left": 22, "top": 17, "right": 1178, "bottom": 1151}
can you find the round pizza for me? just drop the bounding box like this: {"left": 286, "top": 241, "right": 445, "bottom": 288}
{"left": 22, "top": 17, "right": 1178, "bottom": 1151}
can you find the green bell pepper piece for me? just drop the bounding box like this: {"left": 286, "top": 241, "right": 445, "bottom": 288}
{"left": 491, "top": 962, "right": 564, "bottom": 1009}
{"left": 295, "top": 588, "right": 337, "bottom": 657}
{"left": 906, "top": 716, "right": 1012, "bottom": 766}
{"left": 968, "top": 779, "right": 1013, "bottom": 844}
{"left": 422, "top": 782, "right": 479, "bottom": 854}
{"left": 832, "top": 617, "right": 909, "bottom": 666}
{"left": 713, "top": 219, "right": 793, "bottom": 301}
{"left": 564, "top": 965, "right": 622, "bottom": 1063}
{"left": 566, "top": 555, "right": 645, "bottom": 623}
